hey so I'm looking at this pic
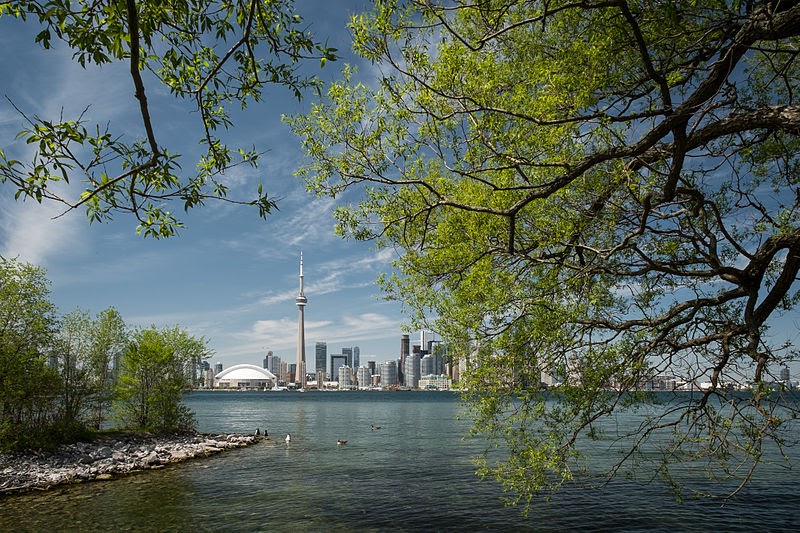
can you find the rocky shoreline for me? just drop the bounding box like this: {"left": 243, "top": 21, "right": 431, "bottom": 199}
{"left": 0, "top": 431, "right": 264, "bottom": 496}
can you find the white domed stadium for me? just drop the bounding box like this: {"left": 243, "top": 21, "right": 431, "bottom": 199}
{"left": 214, "top": 364, "right": 278, "bottom": 390}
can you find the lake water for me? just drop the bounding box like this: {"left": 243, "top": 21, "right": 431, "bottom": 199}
{"left": 2, "top": 390, "right": 799, "bottom": 531}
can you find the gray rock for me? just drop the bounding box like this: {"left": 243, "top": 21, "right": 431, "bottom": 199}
{"left": 0, "top": 432, "right": 260, "bottom": 495}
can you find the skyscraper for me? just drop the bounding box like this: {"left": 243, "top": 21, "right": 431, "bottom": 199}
{"left": 380, "top": 360, "right": 398, "bottom": 388}
{"left": 295, "top": 253, "right": 307, "bottom": 388}
{"left": 400, "top": 334, "right": 410, "bottom": 385}
{"left": 315, "top": 342, "right": 328, "bottom": 379}
{"left": 353, "top": 346, "right": 360, "bottom": 369}
{"left": 266, "top": 353, "right": 281, "bottom": 376}
{"left": 356, "top": 365, "right": 372, "bottom": 389}
{"left": 405, "top": 353, "right": 421, "bottom": 388}
{"left": 331, "top": 354, "right": 347, "bottom": 382}
{"left": 343, "top": 347, "right": 353, "bottom": 367}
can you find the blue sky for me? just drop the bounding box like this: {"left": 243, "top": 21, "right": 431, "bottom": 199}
{"left": 3, "top": 2, "right": 799, "bottom": 382}
{"left": 0, "top": 1, "right": 410, "bottom": 371}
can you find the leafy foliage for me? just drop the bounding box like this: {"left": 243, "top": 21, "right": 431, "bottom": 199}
{"left": 0, "top": 0, "right": 337, "bottom": 236}
{"left": 86, "top": 307, "right": 128, "bottom": 429}
{"left": 0, "top": 257, "right": 205, "bottom": 449}
{"left": 115, "top": 325, "right": 209, "bottom": 432}
{"left": 289, "top": 0, "right": 800, "bottom": 508}
{"left": 0, "top": 257, "right": 61, "bottom": 450}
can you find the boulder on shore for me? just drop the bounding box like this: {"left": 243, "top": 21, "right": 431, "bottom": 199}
{"left": 0, "top": 432, "right": 262, "bottom": 496}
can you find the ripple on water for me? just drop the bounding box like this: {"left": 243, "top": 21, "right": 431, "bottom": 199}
{"left": 2, "top": 391, "right": 800, "bottom": 532}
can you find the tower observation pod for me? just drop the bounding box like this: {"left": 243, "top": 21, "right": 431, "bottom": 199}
{"left": 295, "top": 253, "right": 307, "bottom": 388}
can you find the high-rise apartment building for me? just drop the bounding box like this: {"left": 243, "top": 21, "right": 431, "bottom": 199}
{"left": 380, "top": 360, "right": 398, "bottom": 388}
{"left": 405, "top": 353, "right": 421, "bottom": 388}
{"left": 356, "top": 366, "right": 372, "bottom": 389}
{"left": 338, "top": 365, "right": 354, "bottom": 388}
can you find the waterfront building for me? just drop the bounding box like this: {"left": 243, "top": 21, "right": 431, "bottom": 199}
{"left": 214, "top": 362, "right": 223, "bottom": 375}
{"left": 339, "top": 365, "right": 355, "bottom": 389}
{"left": 380, "top": 360, "right": 398, "bottom": 388}
{"left": 367, "top": 360, "right": 376, "bottom": 376}
{"left": 295, "top": 253, "right": 308, "bottom": 388}
{"left": 353, "top": 346, "right": 360, "bottom": 369}
{"left": 404, "top": 353, "right": 421, "bottom": 388}
{"left": 419, "top": 374, "right": 452, "bottom": 390}
{"left": 262, "top": 350, "right": 273, "bottom": 370}
{"left": 315, "top": 342, "right": 327, "bottom": 379}
{"left": 215, "top": 364, "right": 278, "bottom": 390}
{"left": 356, "top": 365, "right": 372, "bottom": 389}
{"left": 781, "top": 366, "right": 790, "bottom": 384}
{"left": 540, "top": 370, "right": 560, "bottom": 387}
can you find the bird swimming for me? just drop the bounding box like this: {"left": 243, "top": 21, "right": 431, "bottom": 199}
{"left": 285, "top": 433, "right": 291, "bottom": 444}
{"left": 337, "top": 439, "right": 347, "bottom": 445}
{"left": 370, "top": 425, "right": 381, "bottom": 430}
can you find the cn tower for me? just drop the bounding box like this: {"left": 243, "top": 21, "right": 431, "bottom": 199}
{"left": 295, "top": 252, "right": 307, "bottom": 388}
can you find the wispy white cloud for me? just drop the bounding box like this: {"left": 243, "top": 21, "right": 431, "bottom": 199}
{"left": 227, "top": 311, "right": 399, "bottom": 356}
{"left": 254, "top": 248, "right": 391, "bottom": 307}
{"left": 0, "top": 189, "right": 87, "bottom": 268}
{"left": 0, "top": 28, "right": 134, "bottom": 269}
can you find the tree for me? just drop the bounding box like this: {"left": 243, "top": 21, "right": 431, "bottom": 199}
{"left": 52, "top": 307, "right": 128, "bottom": 433}
{"left": 289, "top": 0, "right": 800, "bottom": 508}
{"left": 0, "top": 0, "right": 336, "bottom": 237}
{"left": 116, "top": 325, "right": 209, "bottom": 432}
{"left": 54, "top": 308, "right": 94, "bottom": 432}
{"left": 86, "top": 307, "right": 128, "bottom": 429}
{"left": 0, "top": 257, "right": 62, "bottom": 450}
